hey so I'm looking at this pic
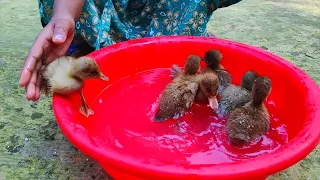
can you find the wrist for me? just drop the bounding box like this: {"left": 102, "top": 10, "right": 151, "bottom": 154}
{"left": 51, "top": 14, "right": 75, "bottom": 24}
{"left": 52, "top": 0, "right": 85, "bottom": 22}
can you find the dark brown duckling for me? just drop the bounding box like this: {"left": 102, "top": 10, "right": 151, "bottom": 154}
{"left": 226, "top": 76, "right": 272, "bottom": 145}
{"left": 153, "top": 55, "right": 201, "bottom": 122}
{"left": 201, "top": 49, "right": 224, "bottom": 71}
{"left": 216, "top": 70, "right": 258, "bottom": 117}
{"left": 201, "top": 50, "right": 232, "bottom": 95}
{"left": 153, "top": 56, "right": 220, "bottom": 122}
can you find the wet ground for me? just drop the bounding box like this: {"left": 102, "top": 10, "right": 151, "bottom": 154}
{"left": 0, "top": 0, "right": 319, "bottom": 179}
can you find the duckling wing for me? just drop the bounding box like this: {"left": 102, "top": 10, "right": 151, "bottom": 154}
{"left": 228, "top": 104, "right": 270, "bottom": 144}
{"left": 226, "top": 108, "right": 252, "bottom": 144}
{"left": 181, "top": 81, "right": 199, "bottom": 109}
{"left": 170, "top": 65, "right": 183, "bottom": 79}
{"left": 49, "top": 74, "right": 83, "bottom": 94}
{"left": 250, "top": 105, "right": 271, "bottom": 136}
{"left": 154, "top": 78, "right": 199, "bottom": 121}
{"left": 202, "top": 67, "right": 214, "bottom": 74}
{"left": 42, "top": 58, "right": 83, "bottom": 95}
{"left": 43, "top": 57, "right": 71, "bottom": 79}
{"left": 216, "top": 85, "right": 251, "bottom": 117}
{"left": 216, "top": 70, "right": 232, "bottom": 95}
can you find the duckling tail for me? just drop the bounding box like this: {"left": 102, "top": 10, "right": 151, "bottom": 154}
{"left": 152, "top": 112, "right": 168, "bottom": 122}
{"left": 40, "top": 66, "right": 50, "bottom": 96}
{"left": 40, "top": 79, "right": 50, "bottom": 96}
{"left": 170, "top": 64, "right": 182, "bottom": 79}
{"left": 79, "top": 91, "right": 94, "bottom": 118}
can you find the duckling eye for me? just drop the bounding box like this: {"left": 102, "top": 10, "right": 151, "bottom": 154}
{"left": 87, "top": 70, "right": 98, "bottom": 76}
{"left": 206, "top": 87, "right": 211, "bottom": 93}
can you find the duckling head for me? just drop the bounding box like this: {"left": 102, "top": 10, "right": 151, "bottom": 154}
{"left": 199, "top": 73, "right": 219, "bottom": 110}
{"left": 201, "top": 49, "right": 222, "bottom": 70}
{"left": 252, "top": 76, "right": 272, "bottom": 106}
{"left": 184, "top": 55, "right": 201, "bottom": 75}
{"left": 241, "top": 70, "right": 258, "bottom": 91}
{"left": 71, "top": 57, "right": 109, "bottom": 81}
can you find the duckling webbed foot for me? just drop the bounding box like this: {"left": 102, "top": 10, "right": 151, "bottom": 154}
{"left": 79, "top": 91, "right": 94, "bottom": 118}
{"left": 79, "top": 104, "right": 94, "bottom": 118}
{"left": 173, "top": 112, "right": 186, "bottom": 132}
{"left": 175, "top": 119, "right": 182, "bottom": 132}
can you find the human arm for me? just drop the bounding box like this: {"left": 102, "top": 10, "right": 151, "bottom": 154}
{"left": 52, "top": 0, "right": 85, "bottom": 21}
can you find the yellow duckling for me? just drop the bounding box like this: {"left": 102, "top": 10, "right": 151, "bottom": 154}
{"left": 41, "top": 56, "right": 108, "bottom": 117}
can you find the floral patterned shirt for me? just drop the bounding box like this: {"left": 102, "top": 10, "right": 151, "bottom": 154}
{"left": 39, "top": 0, "right": 242, "bottom": 49}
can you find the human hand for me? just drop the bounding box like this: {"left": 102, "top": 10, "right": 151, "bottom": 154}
{"left": 19, "top": 17, "right": 75, "bottom": 101}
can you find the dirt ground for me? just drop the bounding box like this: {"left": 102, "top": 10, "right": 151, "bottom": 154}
{"left": 0, "top": 0, "right": 319, "bottom": 179}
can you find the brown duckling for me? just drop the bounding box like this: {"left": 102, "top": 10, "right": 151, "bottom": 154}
{"left": 226, "top": 76, "right": 271, "bottom": 145}
{"left": 41, "top": 56, "right": 108, "bottom": 117}
{"left": 196, "top": 73, "right": 219, "bottom": 110}
{"left": 216, "top": 70, "right": 258, "bottom": 117}
{"left": 153, "top": 55, "right": 219, "bottom": 122}
{"left": 153, "top": 55, "right": 200, "bottom": 122}
{"left": 170, "top": 49, "right": 232, "bottom": 96}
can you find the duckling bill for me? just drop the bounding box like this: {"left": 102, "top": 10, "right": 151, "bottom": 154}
{"left": 41, "top": 56, "right": 108, "bottom": 117}
{"left": 226, "top": 76, "right": 272, "bottom": 145}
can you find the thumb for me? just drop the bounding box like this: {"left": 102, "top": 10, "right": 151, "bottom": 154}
{"left": 52, "top": 20, "right": 72, "bottom": 44}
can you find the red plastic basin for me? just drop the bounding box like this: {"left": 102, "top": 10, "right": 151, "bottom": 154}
{"left": 53, "top": 36, "right": 320, "bottom": 180}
